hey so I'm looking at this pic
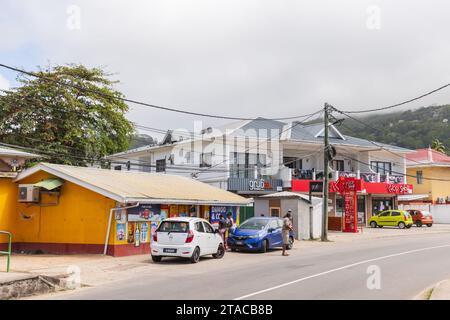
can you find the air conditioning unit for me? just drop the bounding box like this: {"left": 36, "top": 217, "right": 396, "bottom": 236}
{"left": 18, "top": 184, "right": 40, "bottom": 203}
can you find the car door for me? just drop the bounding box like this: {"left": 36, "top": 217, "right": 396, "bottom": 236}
{"left": 193, "top": 221, "right": 208, "bottom": 255}
{"left": 202, "top": 221, "right": 218, "bottom": 254}
{"left": 377, "top": 211, "right": 391, "bottom": 226}
{"left": 267, "top": 219, "right": 282, "bottom": 247}
{"left": 390, "top": 210, "right": 402, "bottom": 226}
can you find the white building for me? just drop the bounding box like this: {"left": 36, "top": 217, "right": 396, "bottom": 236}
{"left": 106, "top": 118, "right": 412, "bottom": 225}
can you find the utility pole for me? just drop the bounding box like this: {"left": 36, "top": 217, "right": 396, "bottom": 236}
{"left": 321, "top": 103, "right": 330, "bottom": 241}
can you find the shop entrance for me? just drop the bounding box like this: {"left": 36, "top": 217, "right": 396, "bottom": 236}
{"left": 372, "top": 197, "right": 394, "bottom": 215}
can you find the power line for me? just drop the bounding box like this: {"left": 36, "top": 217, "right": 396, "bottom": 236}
{"left": 0, "top": 63, "right": 321, "bottom": 121}
{"left": 339, "top": 83, "right": 450, "bottom": 114}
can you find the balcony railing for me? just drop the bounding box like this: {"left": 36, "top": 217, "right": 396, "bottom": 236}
{"left": 291, "top": 170, "right": 405, "bottom": 184}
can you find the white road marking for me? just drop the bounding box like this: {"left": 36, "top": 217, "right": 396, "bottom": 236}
{"left": 234, "top": 244, "right": 450, "bottom": 300}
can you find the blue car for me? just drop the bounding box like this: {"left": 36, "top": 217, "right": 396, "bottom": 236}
{"left": 227, "top": 217, "right": 294, "bottom": 253}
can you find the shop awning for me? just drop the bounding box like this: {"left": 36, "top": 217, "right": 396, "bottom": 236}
{"left": 34, "top": 178, "right": 64, "bottom": 190}
{"left": 397, "top": 194, "right": 429, "bottom": 202}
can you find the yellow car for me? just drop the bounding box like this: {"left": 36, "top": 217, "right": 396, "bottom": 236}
{"left": 369, "top": 210, "right": 413, "bottom": 229}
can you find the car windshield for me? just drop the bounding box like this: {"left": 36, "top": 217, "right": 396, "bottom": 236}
{"left": 158, "top": 221, "right": 189, "bottom": 233}
{"left": 421, "top": 211, "right": 432, "bottom": 216}
{"left": 239, "top": 218, "right": 268, "bottom": 230}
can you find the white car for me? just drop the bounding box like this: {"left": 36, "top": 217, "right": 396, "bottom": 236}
{"left": 151, "top": 217, "right": 225, "bottom": 263}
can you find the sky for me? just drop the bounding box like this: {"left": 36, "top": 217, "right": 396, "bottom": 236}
{"left": 1, "top": 0, "right": 450, "bottom": 139}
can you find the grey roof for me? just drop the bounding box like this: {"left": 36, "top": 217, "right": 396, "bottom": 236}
{"left": 288, "top": 123, "right": 411, "bottom": 152}
{"left": 0, "top": 146, "right": 40, "bottom": 158}
{"left": 229, "top": 117, "right": 287, "bottom": 138}
{"left": 260, "top": 191, "right": 322, "bottom": 205}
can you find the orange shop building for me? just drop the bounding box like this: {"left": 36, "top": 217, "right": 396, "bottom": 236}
{"left": 2, "top": 163, "right": 249, "bottom": 256}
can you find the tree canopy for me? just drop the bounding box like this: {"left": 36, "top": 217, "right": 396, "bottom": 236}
{"left": 0, "top": 64, "right": 135, "bottom": 166}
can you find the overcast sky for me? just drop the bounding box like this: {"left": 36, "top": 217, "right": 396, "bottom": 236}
{"left": 1, "top": 0, "right": 450, "bottom": 139}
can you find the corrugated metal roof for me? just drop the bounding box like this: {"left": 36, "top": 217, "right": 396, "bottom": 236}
{"left": 15, "top": 163, "right": 250, "bottom": 205}
{"left": 0, "top": 146, "right": 40, "bottom": 158}
{"left": 259, "top": 191, "right": 322, "bottom": 205}
{"left": 288, "top": 123, "right": 410, "bottom": 152}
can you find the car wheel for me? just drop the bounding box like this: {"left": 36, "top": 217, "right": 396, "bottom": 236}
{"left": 427, "top": 224, "right": 433, "bottom": 227}
{"left": 370, "top": 221, "right": 377, "bottom": 228}
{"left": 287, "top": 236, "right": 294, "bottom": 250}
{"left": 151, "top": 255, "right": 162, "bottom": 263}
{"left": 378, "top": 225, "right": 383, "bottom": 228}
{"left": 190, "top": 247, "right": 201, "bottom": 263}
{"left": 416, "top": 221, "right": 422, "bottom": 227}
{"left": 259, "top": 240, "right": 268, "bottom": 253}
{"left": 398, "top": 222, "right": 406, "bottom": 229}
{"left": 212, "top": 244, "right": 225, "bottom": 259}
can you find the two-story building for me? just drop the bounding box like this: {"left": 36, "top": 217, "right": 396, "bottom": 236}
{"left": 106, "top": 118, "right": 413, "bottom": 226}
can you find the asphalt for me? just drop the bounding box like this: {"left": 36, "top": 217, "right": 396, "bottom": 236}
{"left": 36, "top": 231, "right": 450, "bottom": 300}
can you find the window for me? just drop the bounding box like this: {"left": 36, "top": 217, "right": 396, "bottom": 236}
{"left": 268, "top": 220, "right": 279, "bottom": 230}
{"left": 379, "top": 211, "right": 390, "bottom": 217}
{"left": 270, "top": 207, "right": 280, "bottom": 217}
{"left": 156, "top": 159, "right": 166, "bottom": 172}
{"left": 114, "top": 165, "right": 122, "bottom": 171}
{"left": 203, "top": 222, "right": 214, "bottom": 233}
{"left": 158, "top": 221, "right": 189, "bottom": 232}
{"left": 416, "top": 171, "right": 423, "bottom": 184}
{"left": 194, "top": 221, "right": 205, "bottom": 232}
{"left": 331, "top": 160, "right": 345, "bottom": 171}
{"left": 229, "top": 152, "right": 267, "bottom": 178}
{"left": 200, "top": 152, "right": 212, "bottom": 167}
{"left": 370, "top": 161, "right": 392, "bottom": 175}
{"left": 391, "top": 211, "right": 401, "bottom": 216}
{"left": 284, "top": 157, "right": 302, "bottom": 170}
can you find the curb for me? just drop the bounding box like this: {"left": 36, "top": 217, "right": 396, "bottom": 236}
{"left": 429, "top": 279, "right": 450, "bottom": 300}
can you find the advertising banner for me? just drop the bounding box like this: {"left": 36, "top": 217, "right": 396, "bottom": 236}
{"left": 210, "top": 206, "right": 238, "bottom": 224}
{"left": 128, "top": 204, "right": 161, "bottom": 222}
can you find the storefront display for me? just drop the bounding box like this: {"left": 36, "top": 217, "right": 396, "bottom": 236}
{"left": 210, "top": 206, "right": 238, "bottom": 224}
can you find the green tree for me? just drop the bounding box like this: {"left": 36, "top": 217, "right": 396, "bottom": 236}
{"left": 431, "top": 138, "right": 446, "bottom": 154}
{"left": 0, "top": 64, "right": 135, "bottom": 166}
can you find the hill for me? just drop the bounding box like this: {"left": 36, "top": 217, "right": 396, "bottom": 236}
{"left": 337, "top": 105, "right": 450, "bottom": 153}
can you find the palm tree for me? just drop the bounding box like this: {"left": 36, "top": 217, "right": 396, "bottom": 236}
{"left": 431, "top": 138, "right": 446, "bottom": 154}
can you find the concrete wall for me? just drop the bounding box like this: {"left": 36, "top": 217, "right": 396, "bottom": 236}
{"left": 399, "top": 203, "right": 450, "bottom": 224}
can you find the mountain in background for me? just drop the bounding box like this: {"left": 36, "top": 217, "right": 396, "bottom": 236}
{"left": 337, "top": 104, "right": 450, "bottom": 153}
{"left": 128, "top": 133, "right": 157, "bottom": 149}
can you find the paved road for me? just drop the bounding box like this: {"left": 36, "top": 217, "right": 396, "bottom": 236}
{"left": 45, "top": 231, "right": 450, "bottom": 299}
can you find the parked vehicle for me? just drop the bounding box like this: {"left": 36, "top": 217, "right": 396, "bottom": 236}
{"left": 407, "top": 209, "right": 433, "bottom": 227}
{"left": 227, "top": 217, "right": 294, "bottom": 253}
{"left": 151, "top": 217, "right": 225, "bottom": 263}
{"left": 368, "top": 210, "right": 413, "bottom": 229}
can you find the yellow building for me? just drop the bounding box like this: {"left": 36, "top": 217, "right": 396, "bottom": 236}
{"left": 0, "top": 146, "right": 40, "bottom": 251}
{"left": 2, "top": 162, "right": 249, "bottom": 256}
{"left": 405, "top": 148, "right": 450, "bottom": 204}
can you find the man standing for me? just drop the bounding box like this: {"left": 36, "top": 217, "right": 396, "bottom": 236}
{"left": 225, "top": 212, "right": 234, "bottom": 250}
{"left": 282, "top": 210, "right": 293, "bottom": 256}
{"left": 218, "top": 214, "right": 228, "bottom": 249}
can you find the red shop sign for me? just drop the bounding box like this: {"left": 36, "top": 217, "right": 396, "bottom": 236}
{"left": 335, "top": 177, "right": 358, "bottom": 233}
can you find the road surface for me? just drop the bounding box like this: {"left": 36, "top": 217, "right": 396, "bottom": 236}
{"left": 42, "top": 230, "right": 450, "bottom": 299}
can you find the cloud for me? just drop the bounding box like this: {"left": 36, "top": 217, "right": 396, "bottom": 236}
{"left": 0, "top": 74, "right": 10, "bottom": 91}
{"left": 1, "top": 0, "right": 450, "bottom": 132}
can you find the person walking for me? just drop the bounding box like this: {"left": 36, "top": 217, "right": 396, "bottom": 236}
{"left": 282, "top": 210, "right": 293, "bottom": 256}
{"left": 225, "top": 212, "right": 234, "bottom": 250}
{"left": 218, "top": 214, "right": 228, "bottom": 249}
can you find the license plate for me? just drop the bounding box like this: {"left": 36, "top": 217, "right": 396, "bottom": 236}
{"left": 163, "top": 248, "right": 177, "bottom": 253}
{"left": 236, "top": 241, "right": 244, "bottom": 245}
